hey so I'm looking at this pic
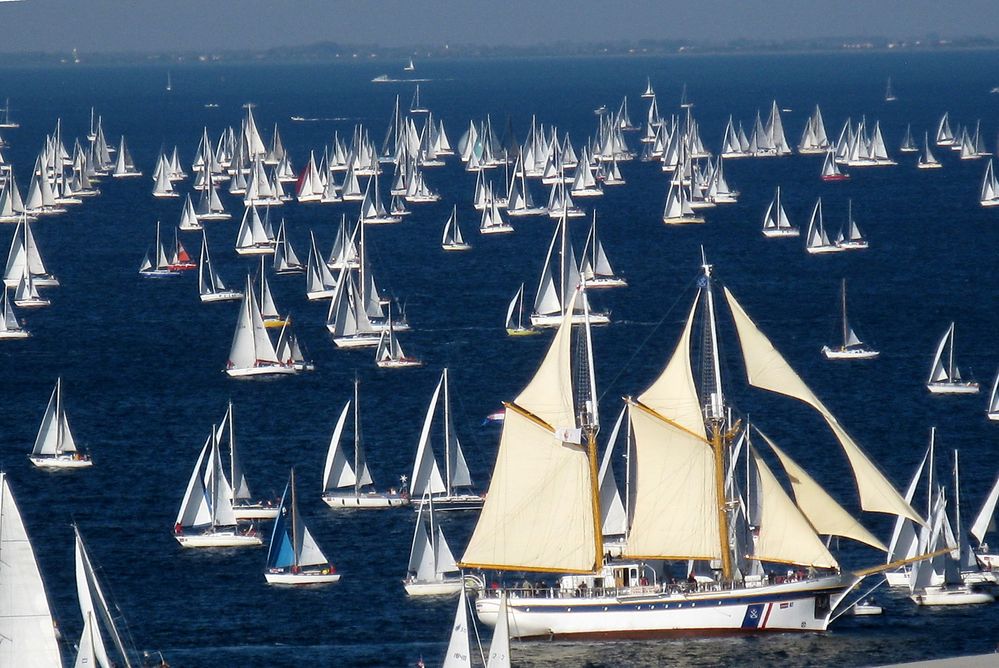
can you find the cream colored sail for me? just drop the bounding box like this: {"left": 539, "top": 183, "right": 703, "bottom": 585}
{"left": 623, "top": 402, "right": 721, "bottom": 560}
{"left": 459, "top": 296, "right": 598, "bottom": 573}
{"left": 760, "top": 431, "right": 886, "bottom": 551}
{"left": 751, "top": 447, "right": 839, "bottom": 569}
{"left": 636, "top": 294, "right": 706, "bottom": 438}
{"left": 723, "top": 287, "right": 922, "bottom": 525}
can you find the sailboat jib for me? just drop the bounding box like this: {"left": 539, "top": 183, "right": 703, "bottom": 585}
{"left": 722, "top": 286, "right": 922, "bottom": 525}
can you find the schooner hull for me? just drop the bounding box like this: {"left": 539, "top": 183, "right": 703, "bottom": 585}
{"left": 475, "top": 577, "right": 854, "bottom": 639}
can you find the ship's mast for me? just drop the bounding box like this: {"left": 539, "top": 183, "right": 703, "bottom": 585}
{"left": 579, "top": 282, "right": 604, "bottom": 569}
{"left": 701, "top": 250, "right": 733, "bottom": 581}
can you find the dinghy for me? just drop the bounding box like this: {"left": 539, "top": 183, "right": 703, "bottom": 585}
{"left": 321, "top": 379, "right": 410, "bottom": 509}
{"left": 198, "top": 232, "right": 242, "bottom": 303}
{"left": 265, "top": 469, "right": 341, "bottom": 584}
{"left": 927, "top": 322, "right": 979, "bottom": 394}
{"left": 225, "top": 276, "right": 296, "bottom": 378}
{"left": 29, "top": 378, "right": 93, "bottom": 469}
{"left": 403, "top": 493, "right": 463, "bottom": 596}
{"left": 822, "top": 279, "right": 879, "bottom": 360}
{"left": 409, "top": 368, "right": 482, "bottom": 510}
{"left": 0, "top": 473, "right": 62, "bottom": 666}
{"left": 173, "top": 427, "right": 263, "bottom": 548}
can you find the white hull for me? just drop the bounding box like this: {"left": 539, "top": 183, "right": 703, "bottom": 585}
{"left": 531, "top": 312, "right": 610, "bottom": 328}
{"left": 762, "top": 229, "right": 800, "bottom": 238}
{"left": 265, "top": 570, "right": 341, "bottom": 585}
{"left": 377, "top": 358, "right": 424, "bottom": 369}
{"left": 475, "top": 576, "right": 854, "bottom": 639}
{"left": 585, "top": 276, "right": 628, "bottom": 289}
{"left": 480, "top": 225, "right": 515, "bottom": 235}
{"left": 233, "top": 506, "right": 280, "bottom": 520}
{"left": 174, "top": 531, "right": 263, "bottom": 548}
{"left": 404, "top": 579, "right": 464, "bottom": 597}
{"left": 306, "top": 289, "right": 336, "bottom": 301}
{"left": 927, "top": 382, "right": 980, "bottom": 395}
{"left": 331, "top": 334, "right": 383, "bottom": 349}
{"left": 663, "top": 215, "right": 705, "bottom": 225}
{"left": 322, "top": 492, "right": 410, "bottom": 509}
{"left": 225, "top": 364, "right": 297, "bottom": 378}
{"left": 28, "top": 455, "right": 92, "bottom": 469}
{"left": 200, "top": 291, "right": 243, "bottom": 303}
{"left": 235, "top": 246, "right": 276, "bottom": 256}
{"left": 837, "top": 241, "right": 868, "bottom": 250}
{"left": 411, "top": 494, "right": 484, "bottom": 512}
{"left": 442, "top": 243, "right": 473, "bottom": 252}
{"left": 911, "top": 586, "right": 994, "bottom": 606}
{"left": 0, "top": 329, "right": 30, "bottom": 339}
{"left": 806, "top": 245, "right": 846, "bottom": 255}
{"left": 822, "top": 346, "right": 880, "bottom": 360}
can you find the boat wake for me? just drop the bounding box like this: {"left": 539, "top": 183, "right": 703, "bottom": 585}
{"left": 371, "top": 76, "right": 435, "bottom": 83}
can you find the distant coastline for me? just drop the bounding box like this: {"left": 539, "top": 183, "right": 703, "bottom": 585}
{"left": 1, "top": 35, "right": 999, "bottom": 66}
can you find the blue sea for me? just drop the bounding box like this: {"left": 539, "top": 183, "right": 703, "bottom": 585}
{"left": 3, "top": 49, "right": 999, "bottom": 666}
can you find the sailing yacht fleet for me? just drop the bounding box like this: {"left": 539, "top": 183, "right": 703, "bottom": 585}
{"left": 4, "top": 66, "right": 999, "bottom": 667}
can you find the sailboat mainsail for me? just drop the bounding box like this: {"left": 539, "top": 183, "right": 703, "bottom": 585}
{"left": 225, "top": 275, "right": 295, "bottom": 378}
{"left": 0, "top": 472, "right": 62, "bottom": 667}
{"left": 403, "top": 493, "right": 463, "bottom": 596}
{"left": 29, "top": 377, "right": 92, "bottom": 469}
{"left": 926, "top": 322, "right": 979, "bottom": 394}
{"left": 265, "top": 469, "right": 340, "bottom": 584}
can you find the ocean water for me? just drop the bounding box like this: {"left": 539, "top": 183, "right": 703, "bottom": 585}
{"left": 2, "top": 50, "right": 999, "bottom": 666}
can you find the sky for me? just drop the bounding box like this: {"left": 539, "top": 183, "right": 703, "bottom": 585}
{"left": 0, "top": 0, "right": 997, "bottom": 54}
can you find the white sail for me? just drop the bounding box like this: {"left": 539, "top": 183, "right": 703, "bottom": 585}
{"left": 598, "top": 407, "right": 628, "bottom": 537}
{"left": 32, "top": 378, "right": 77, "bottom": 457}
{"left": 442, "top": 587, "right": 473, "bottom": 668}
{"left": 322, "top": 401, "right": 362, "bottom": 491}
{"left": 723, "top": 287, "right": 922, "bottom": 524}
{"left": 761, "top": 431, "right": 886, "bottom": 550}
{"left": 971, "top": 470, "right": 999, "bottom": 546}
{"left": 411, "top": 378, "right": 448, "bottom": 497}
{"left": 75, "top": 528, "right": 131, "bottom": 667}
{"left": 0, "top": 473, "right": 62, "bottom": 668}
{"left": 485, "top": 592, "right": 512, "bottom": 668}
{"left": 227, "top": 276, "right": 282, "bottom": 370}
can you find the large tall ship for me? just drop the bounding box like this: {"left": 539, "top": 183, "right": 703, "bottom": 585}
{"left": 461, "top": 256, "right": 929, "bottom": 639}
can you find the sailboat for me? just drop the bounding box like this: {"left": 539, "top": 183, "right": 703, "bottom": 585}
{"left": 166, "top": 71, "right": 173, "bottom": 92}
{"left": 198, "top": 232, "right": 243, "bottom": 303}
{"left": 74, "top": 526, "right": 166, "bottom": 667}
{"left": 273, "top": 219, "right": 305, "bottom": 274}
{"left": 178, "top": 194, "right": 202, "bottom": 231}
{"left": 265, "top": 469, "right": 341, "bottom": 584}
{"left": 409, "top": 369, "right": 482, "bottom": 510}
{"left": 112, "top": 136, "right": 142, "bottom": 178}
{"left": 822, "top": 279, "right": 879, "bottom": 360}
{"left": 29, "top": 378, "right": 93, "bottom": 469}
{"left": 936, "top": 112, "right": 956, "bottom": 147}
{"left": 530, "top": 214, "right": 610, "bottom": 328}
{"left": 0, "top": 472, "right": 63, "bottom": 667}
{"left": 321, "top": 378, "right": 410, "bottom": 508}
{"left": 918, "top": 132, "right": 942, "bottom": 169}
{"left": 404, "top": 58, "right": 415, "bottom": 72}
{"left": 762, "top": 187, "right": 798, "bottom": 238}
{"left": 305, "top": 231, "right": 337, "bottom": 300}
{"left": 988, "top": 370, "right": 999, "bottom": 421}
{"left": 479, "top": 185, "right": 513, "bottom": 235}
{"left": 225, "top": 276, "right": 296, "bottom": 378}
{"left": 440, "top": 584, "right": 474, "bottom": 667}
{"left": 805, "top": 198, "right": 842, "bottom": 254}
{"left": 403, "top": 493, "right": 463, "bottom": 595}
{"left": 173, "top": 426, "right": 263, "bottom": 547}
{"left": 926, "top": 322, "right": 979, "bottom": 394}
{"left": 835, "top": 199, "right": 868, "bottom": 250}
{"left": 139, "top": 222, "right": 178, "bottom": 277}
{"left": 661, "top": 181, "right": 704, "bottom": 225}
{"left": 505, "top": 283, "right": 537, "bottom": 336}
{"left": 168, "top": 229, "right": 197, "bottom": 270}
{"left": 4, "top": 214, "right": 59, "bottom": 288}
{"left": 152, "top": 157, "right": 179, "bottom": 198}
{"left": 216, "top": 401, "right": 280, "bottom": 520}
{"left": 580, "top": 212, "right": 626, "bottom": 288}
{"left": 235, "top": 205, "right": 276, "bottom": 255}
{"left": 13, "top": 271, "right": 49, "bottom": 308}
{"left": 641, "top": 77, "right": 655, "bottom": 98}
{"left": 884, "top": 76, "right": 897, "bottom": 102}
{"left": 0, "top": 98, "right": 18, "bottom": 128}
{"left": 442, "top": 205, "right": 472, "bottom": 251}
{"left": 195, "top": 184, "right": 231, "bottom": 221}
{"left": 821, "top": 150, "right": 849, "bottom": 181}
{"left": 410, "top": 85, "right": 429, "bottom": 114}
{"left": 275, "top": 317, "right": 314, "bottom": 372}
{"left": 375, "top": 316, "right": 422, "bottom": 369}
{"left": 0, "top": 289, "right": 29, "bottom": 339}
{"left": 900, "top": 124, "right": 919, "bottom": 153}
{"left": 256, "top": 257, "right": 287, "bottom": 327}
{"left": 909, "top": 450, "right": 995, "bottom": 606}
{"left": 463, "top": 257, "right": 920, "bottom": 639}
{"left": 981, "top": 160, "right": 999, "bottom": 207}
